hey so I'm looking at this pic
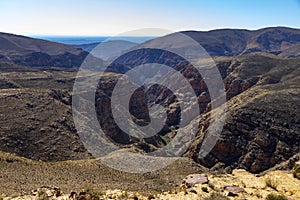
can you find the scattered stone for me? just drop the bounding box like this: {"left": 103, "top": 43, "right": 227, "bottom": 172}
{"left": 77, "top": 192, "right": 91, "bottom": 200}
{"left": 3, "top": 169, "right": 300, "bottom": 200}
{"left": 183, "top": 174, "right": 208, "bottom": 187}
{"left": 32, "top": 185, "right": 62, "bottom": 198}
{"left": 189, "top": 189, "right": 197, "bottom": 194}
{"left": 225, "top": 191, "right": 238, "bottom": 197}
{"left": 224, "top": 186, "right": 245, "bottom": 196}
{"left": 69, "top": 191, "right": 77, "bottom": 199}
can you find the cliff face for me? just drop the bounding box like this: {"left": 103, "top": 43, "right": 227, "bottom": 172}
{"left": 189, "top": 54, "right": 300, "bottom": 173}
{"left": 93, "top": 51, "right": 300, "bottom": 173}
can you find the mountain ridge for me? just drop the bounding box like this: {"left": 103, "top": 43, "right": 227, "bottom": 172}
{"left": 0, "top": 32, "right": 89, "bottom": 68}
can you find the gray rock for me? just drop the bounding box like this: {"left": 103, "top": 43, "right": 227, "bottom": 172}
{"left": 183, "top": 174, "right": 208, "bottom": 187}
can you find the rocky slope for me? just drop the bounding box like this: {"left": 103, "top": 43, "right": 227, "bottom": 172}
{"left": 188, "top": 54, "right": 300, "bottom": 173}
{"left": 279, "top": 44, "right": 300, "bottom": 58}
{"left": 2, "top": 166, "right": 300, "bottom": 200}
{"left": 0, "top": 87, "right": 90, "bottom": 161}
{"left": 183, "top": 27, "right": 300, "bottom": 56}
{"left": 0, "top": 151, "right": 206, "bottom": 196}
{"left": 95, "top": 50, "right": 300, "bottom": 173}
{"left": 0, "top": 65, "right": 91, "bottom": 161}
{"left": 1, "top": 53, "right": 299, "bottom": 173}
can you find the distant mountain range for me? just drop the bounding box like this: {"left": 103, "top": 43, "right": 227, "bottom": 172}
{"left": 0, "top": 32, "right": 88, "bottom": 68}
{"left": 145, "top": 26, "right": 300, "bottom": 57}
{"left": 1, "top": 27, "right": 300, "bottom": 68}
{"left": 77, "top": 40, "right": 137, "bottom": 60}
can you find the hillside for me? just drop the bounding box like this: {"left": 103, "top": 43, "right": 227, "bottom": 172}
{"left": 181, "top": 27, "right": 300, "bottom": 56}
{"left": 1, "top": 151, "right": 299, "bottom": 199}
{"left": 189, "top": 54, "right": 300, "bottom": 173}
{"left": 0, "top": 151, "right": 205, "bottom": 196}
{"left": 279, "top": 44, "right": 300, "bottom": 58}
{"left": 1, "top": 27, "right": 300, "bottom": 68}
{"left": 0, "top": 32, "right": 89, "bottom": 68}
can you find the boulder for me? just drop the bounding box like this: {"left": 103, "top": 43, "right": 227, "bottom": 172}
{"left": 183, "top": 174, "right": 208, "bottom": 187}
{"left": 224, "top": 186, "right": 246, "bottom": 197}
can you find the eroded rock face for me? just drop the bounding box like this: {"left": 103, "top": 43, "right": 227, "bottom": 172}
{"left": 190, "top": 88, "right": 300, "bottom": 173}
{"left": 94, "top": 49, "right": 211, "bottom": 152}
{"left": 92, "top": 52, "right": 300, "bottom": 173}
{"left": 188, "top": 54, "right": 300, "bottom": 173}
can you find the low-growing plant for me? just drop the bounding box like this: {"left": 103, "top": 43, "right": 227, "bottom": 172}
{"left": 208, "top": 182, "right": 215, "bottom": 190}
{"left": 266, "top": 178, "right": 278, "bottom": 191}
{"left": 37, "top": 190, "right": 49, "bottom": 200}
{"left": 203, "top": 192, "right": 229, "bottom": 200}
{"left": 201, "top": 186, "right": 208, "bottom": 193}
{"left": 266, "top": 193, "right": 288, "bottom": 200}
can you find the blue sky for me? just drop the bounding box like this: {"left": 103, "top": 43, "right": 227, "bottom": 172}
{"left": 0, "top": 0, "right": 299, "bottom": 36}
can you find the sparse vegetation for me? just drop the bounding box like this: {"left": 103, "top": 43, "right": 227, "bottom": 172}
{"left": 160, "top": 135, "right": 170, "bottom": 145}
{"left": 37, "top": 190, "right": 49, "bottom": 200}
{"left": 266, "top": 193, "right": 288, "bottom": 200}
{"left": 201, "top": 186, "right": 208, "bottom": 193}
{"left": 88, "top": 190, "right": 105, "bottom": 200}
{"left": 147, "top": 194, "right": 155, "bottom": 200}
{"left": 203, "top": 192, "right": 229, "bottom": 200}
{"left": 0, "top": 151, "right": 206, "bottom": 196}
{"left": 266, "top": 178, "right": 278, "bottom": 190}
{"left": 208, "top": 182, "right": 215, "bottom": 190}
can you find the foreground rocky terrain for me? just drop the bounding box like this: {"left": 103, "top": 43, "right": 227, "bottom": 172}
{"left": 2, "top": 161, "right": 300, "bottom": 200}
{"left": 0, "top": 151, "right": 206, "bottom": 196}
